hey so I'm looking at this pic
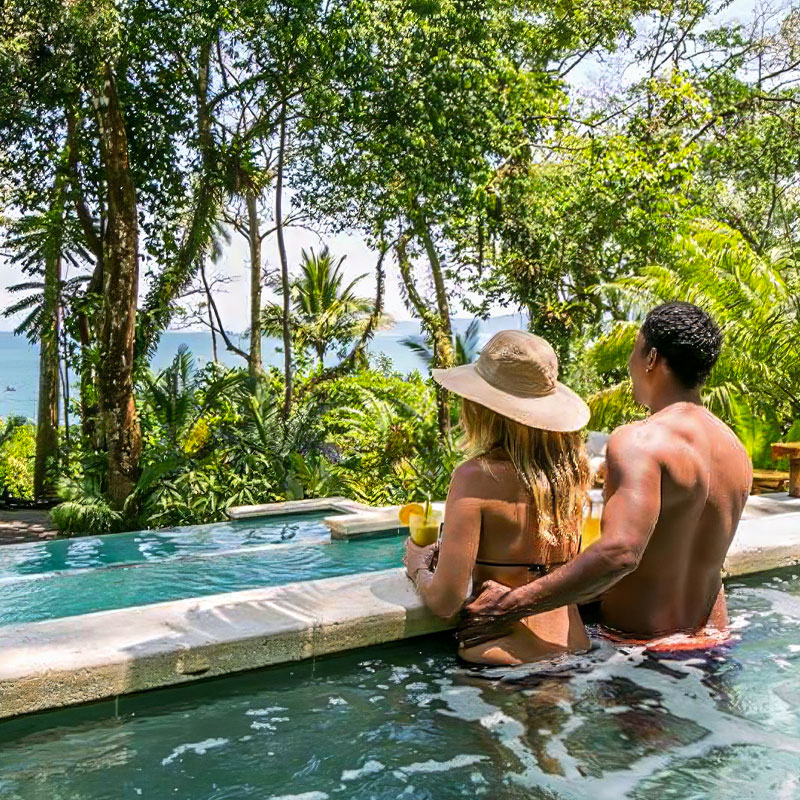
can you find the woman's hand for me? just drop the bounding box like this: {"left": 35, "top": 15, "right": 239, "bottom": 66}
{"left": 404, "top": 537, "right": 437, "bottom": 582}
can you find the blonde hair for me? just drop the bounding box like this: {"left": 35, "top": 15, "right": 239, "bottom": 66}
{"left": 460, "top": 398, "right": 590, "bottom": 547}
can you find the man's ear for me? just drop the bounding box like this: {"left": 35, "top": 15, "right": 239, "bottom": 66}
{"left": 646, "top": 347, "right": 658, "bottom": 371}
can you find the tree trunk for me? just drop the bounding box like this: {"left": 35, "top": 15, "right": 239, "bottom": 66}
{"left": 67, "top": 111, "right": 103, "bottom": 446}
{"left": 275, "top": 102, "right": 292, "bottom": 418}
{"left": 95, "top": 64, "right": 142, "bottom": 509}
{"left": 34, "top": 180, "right": 64, "bottom": 498}
{"left": 397, "top": 222, "right": 454, "bottom": 435}
{"left": 246, "top": 193, "right": 265, "bottom": 378}
{"left": 140, "top": 35, "right": 219, "bottom": 354}
{"left": 198, "top": 258, "right": 219, "bottom": 362}
{"left": 417, "top": 222, "right": 454, "bottom": 433}
{"left": 418, "top": 222, "right": 454, "bottom": 364}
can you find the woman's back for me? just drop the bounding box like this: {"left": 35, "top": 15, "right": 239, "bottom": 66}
{"left": 403, "top": 329, "right": 592, "bottom": 667}
{"left": 456, "top": 455, "right": 589, "bottom": 665}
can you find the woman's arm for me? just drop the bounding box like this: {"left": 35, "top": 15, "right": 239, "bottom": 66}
{"left": 406, "top": 461, "right": 483, "bottom": 620}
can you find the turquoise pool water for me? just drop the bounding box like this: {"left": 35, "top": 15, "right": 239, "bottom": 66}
{"left": 2, "top": 568, "right": 800, "bottom": 799}
{"left": 0, "top": 513, "right": 404, "bottom": 627}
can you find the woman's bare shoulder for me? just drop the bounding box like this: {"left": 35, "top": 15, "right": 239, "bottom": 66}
{"left": 451, "top": 455, "right": 517, "bottom": 496}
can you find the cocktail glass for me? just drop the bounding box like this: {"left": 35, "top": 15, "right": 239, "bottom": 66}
{"left": 408, "top": 508, "right": 443, "bottom": 547}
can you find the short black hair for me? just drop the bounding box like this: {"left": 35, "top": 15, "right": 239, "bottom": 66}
{"left": 641, "top": 302, "right": 722, "bottom": 388}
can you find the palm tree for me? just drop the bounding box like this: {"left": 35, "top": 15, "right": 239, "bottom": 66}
{"left": 586, "top": 219, "right": 800, "bottom": 452}
{"left": 401, "top": 317, "right": 482, "bottom": 369}
{"left": 263, "top": 246, "right": 372, "bottom": 367}
{"left": 3, "top": 200, "right": 90, "bottom": 497}
{"left": 139, "top": 345, "right": 245, "bottom": 448}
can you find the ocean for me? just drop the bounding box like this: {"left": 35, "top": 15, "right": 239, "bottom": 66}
{"left": 0, "top": 314, "right": 527, "bottom": 420}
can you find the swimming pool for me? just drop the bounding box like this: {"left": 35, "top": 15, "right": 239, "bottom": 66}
{"left": 1, "top": 567, "right": 799, "bottom": 799}
{"left": 0, "top": 513, "right": 405, "bottom": 627}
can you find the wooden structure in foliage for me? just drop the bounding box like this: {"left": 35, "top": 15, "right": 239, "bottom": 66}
{"left": 771, "top": 443, "right": 800, "bottom": 498}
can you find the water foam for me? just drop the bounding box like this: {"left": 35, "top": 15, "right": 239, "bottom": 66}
{"left": 341, "top": 760, "right": 385, "bottom": 781}
{"left": 426, "top": 638, "right": 800, "bottom": 799}
{"left": 160, "top": 737, "right": 228, "bottom": 766}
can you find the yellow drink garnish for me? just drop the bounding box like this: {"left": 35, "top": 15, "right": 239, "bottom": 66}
{"left": 399, "top": 502, "right": 425, "bottom": 527}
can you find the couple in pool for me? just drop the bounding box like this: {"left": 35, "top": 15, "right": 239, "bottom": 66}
{"left": 404, "top": 302, "right": 753, "bottom": 665}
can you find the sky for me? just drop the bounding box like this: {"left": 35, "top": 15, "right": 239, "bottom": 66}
{"left": 0, "top": 0, "right": 762, "bottom": 333}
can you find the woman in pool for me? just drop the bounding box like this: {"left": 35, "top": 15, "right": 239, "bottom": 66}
{"left": 404, "top": 330, "right": 592, "bottom": 665}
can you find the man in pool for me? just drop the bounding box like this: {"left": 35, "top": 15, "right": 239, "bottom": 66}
{"left": 459, "top": 302, "right": 753, "bottom": 650}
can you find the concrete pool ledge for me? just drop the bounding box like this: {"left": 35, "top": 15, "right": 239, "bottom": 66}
{"left": 325, "top": 502, "right": 446, "bottom": 540}
{"left": 0, "top": 568, "right": 449, "bottom": 720}
{"left": 226, "top": 496, "right": 370, "bottom": 520}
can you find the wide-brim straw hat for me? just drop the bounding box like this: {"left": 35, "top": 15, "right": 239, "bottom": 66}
{"left": 432, "top": 330, "right": 590, "bottom": 432}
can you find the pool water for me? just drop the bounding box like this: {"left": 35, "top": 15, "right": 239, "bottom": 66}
{"left": 0, "top": 513, "right": 405, "bottom": 627}
{"left": 2, "top": 568, "right": 800, "bottom": 799}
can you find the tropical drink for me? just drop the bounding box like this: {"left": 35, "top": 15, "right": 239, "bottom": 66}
{"left": 399, "top": 503, "right": 442, "bottom": 546}
{"left": 408, "top": 509, "right": 442, "bottom": 546}
{"left": 580, "top": 493, "right": 603, "bottom": 552}
{"left": 581, "top": 515, "right": 601, "bottom": 551}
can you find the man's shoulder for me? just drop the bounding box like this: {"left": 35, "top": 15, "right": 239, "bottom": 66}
{"left": 608, "top": 420, "right": 654, "bottom": 450}
{"left": 607, "top": 421, "right": 668, "bottom": 465}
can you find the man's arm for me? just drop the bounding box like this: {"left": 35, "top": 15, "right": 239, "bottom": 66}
{"left": 459, "top": 425, "right": 662, "bottom": 644}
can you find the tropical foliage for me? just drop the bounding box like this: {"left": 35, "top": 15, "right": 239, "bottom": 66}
{"left": 401, "top": 319, "right": 482, "bottom": 369}
{"left": 0, "top": 418, "right": 35, "bottom": 501}
{"left": 584, "top": 220, "right": 800, "bottom": 465}
{"left": 0, "top": 0, "right": 798, "bottom": 530}
{"left": 262, "top": 247, "right": 373, "bottom": 367}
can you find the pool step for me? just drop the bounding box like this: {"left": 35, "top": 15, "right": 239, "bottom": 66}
{"left": 227, "top": 497, "right": 370, "bottom": 520}
{"left": 325, "top": 502, "right": 446, "bottom": 540}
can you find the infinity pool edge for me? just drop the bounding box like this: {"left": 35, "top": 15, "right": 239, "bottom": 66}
{"left": 0, "top": 568, "right": 449, "bottom": 720}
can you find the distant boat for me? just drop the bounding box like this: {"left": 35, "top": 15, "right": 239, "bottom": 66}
{"left": 5, "top": 386, "right": 15, "bottom": 392}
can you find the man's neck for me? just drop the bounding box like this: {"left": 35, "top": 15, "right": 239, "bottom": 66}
{"left": 647, "top": 386, "right": 703, "bottom": 415}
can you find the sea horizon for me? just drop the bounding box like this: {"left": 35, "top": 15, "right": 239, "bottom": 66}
{"left": 0, "top": 312, "right": 527, "bottom": 420}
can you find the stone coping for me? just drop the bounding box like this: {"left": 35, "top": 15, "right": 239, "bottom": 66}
{"left": 3, "top": 494, "right": 800, "bottom": 721}
{"left": 325, "top": 492, "right": 798, "bottom": 541}
{"left": 723, "top": 510, "right": 800, "bottom": 576}
{"left": 326, "top": 502, "right": 446, "bottom": 540}
{"left": 227, "top": 496, "right": 369, "bottom": 520}
{"left": 0, "top": 569, "right": 449, "bottom": 721}
{"left": 740, "top": 492, "right": 800, "bottom": 520}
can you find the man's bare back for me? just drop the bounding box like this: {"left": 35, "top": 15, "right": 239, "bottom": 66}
{"left": 597, "top": 403, "right": 751, "bottom": 636}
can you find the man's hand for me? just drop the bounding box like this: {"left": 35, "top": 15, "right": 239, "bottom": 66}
{"left": 463, "top": 579, "right": 512, "bottom": 618}
{"left": 404, "top": 537, "right": 437, "bottom": 582}
{"left": 457, "top": 579, "right": 518, "bottom": 648}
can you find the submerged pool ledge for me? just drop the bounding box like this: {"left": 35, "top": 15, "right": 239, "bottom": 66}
{"left": 226, "top": 496, "right": 370, "bottom": 520}
{"left": 0, "top": 568, "right": 449, "bottom": 720}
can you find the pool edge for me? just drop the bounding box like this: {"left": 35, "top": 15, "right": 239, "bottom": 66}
{"left": 3, "top": 501, "right": 800, "bottom": 721}
{"left": 0, "top": 568, "right": 449, "bottom": 720}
